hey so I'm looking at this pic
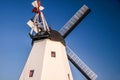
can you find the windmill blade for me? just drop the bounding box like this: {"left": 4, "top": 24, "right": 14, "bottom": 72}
{"left": 66, "top": 46, "right": 97, "bottom": 80}
{"left": 59, "top": 5, "right": 90, "bottom": 38}
{"left": 32, "top": 0, "right": 44, "bottom": 10}
{"left": 27, "top": 20, "right": 38, "bottom": 33}
{"left": 32, "top": 0, "right": 40, "bottom": 7}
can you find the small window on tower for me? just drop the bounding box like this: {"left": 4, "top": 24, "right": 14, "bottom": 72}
{"left": 51, "top": 51, "right": 56, "bottom": 57}
{"left": 29, "top": 70, "right": 34, "bottom": 77}
{"left": 68, "top": 74, "right": 70, "bottom": 80}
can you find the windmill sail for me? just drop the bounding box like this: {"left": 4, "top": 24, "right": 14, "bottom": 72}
{"left": 59, "top": 5, "right": 97, "bottom": 80}
{"left": 66, "top": 46, "right": 97, "bottom": 80}
{"left": 59, "top": 5, "right": 90, "bottom": 38}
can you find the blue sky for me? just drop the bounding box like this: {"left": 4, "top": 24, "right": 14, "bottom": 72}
{"left": 0, "top": 0, "right": 120, "bottom": 80}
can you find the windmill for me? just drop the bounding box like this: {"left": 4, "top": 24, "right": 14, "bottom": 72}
{"left": 19, "top": 0, "right": 97, "bottom": 80}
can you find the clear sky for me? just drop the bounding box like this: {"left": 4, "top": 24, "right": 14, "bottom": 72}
{"left": 0, "top": 0, "right": 120, "bottom": 80}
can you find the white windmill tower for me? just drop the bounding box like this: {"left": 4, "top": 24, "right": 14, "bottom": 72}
{"left": 19, "top": 0, "right": 97, "bottom": 80}
{"left": 19, "top": 0, "right": 73, "bottom": 80}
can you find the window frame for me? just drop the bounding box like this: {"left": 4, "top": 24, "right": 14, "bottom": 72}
{"left": 29, "top": 70, "right": 34, "bottom": 77}
{"left": 51, "top": 51, "right": 56, "bottom": 57}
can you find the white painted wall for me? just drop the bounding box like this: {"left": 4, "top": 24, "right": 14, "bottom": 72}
{"left": 19, "top": 39, "right": 73, "bottom": 80}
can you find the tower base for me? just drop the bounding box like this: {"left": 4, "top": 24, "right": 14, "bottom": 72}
{"left": 19, "top": 39, "right": 73, "bottom": 80}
